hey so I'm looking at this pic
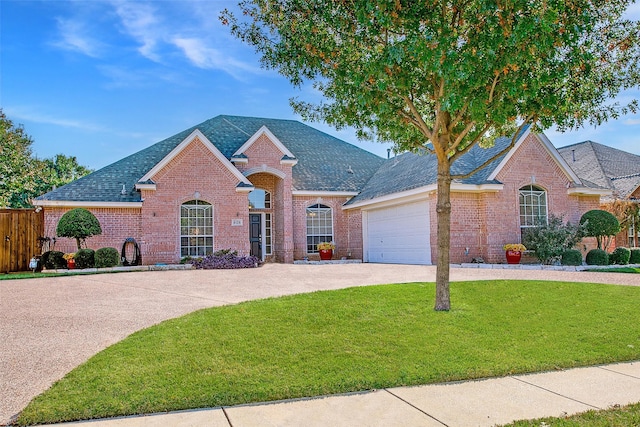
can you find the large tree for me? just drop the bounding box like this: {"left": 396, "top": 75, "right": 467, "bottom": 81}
{"left": 0, "top": 110, "right": 92, "bottom": 208}
{"left": 222, "top": 0, "right": 639, "bottom": 310}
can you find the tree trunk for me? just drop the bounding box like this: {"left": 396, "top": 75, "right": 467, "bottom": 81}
{"left": 434, "top": 162, "right": 452, "bottom": 311}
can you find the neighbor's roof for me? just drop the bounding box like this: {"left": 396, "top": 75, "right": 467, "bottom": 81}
{"left": 35, "top": 115, "right": 385, "bottom": 203}
{"left": 558, "top": 141, "right": 640, "bottom": 200}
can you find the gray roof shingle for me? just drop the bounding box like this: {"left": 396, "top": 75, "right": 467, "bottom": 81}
{"left": 558, "top": 141, "right": 640, "bottom": 199}
{"left": 36, "top": 115, "right": 385, "bottom": 202}
{"left": 347, "top": 135, "right": 513, "bottom": 204}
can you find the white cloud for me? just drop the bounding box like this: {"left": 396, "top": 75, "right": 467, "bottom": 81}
{"left": 111, "top": 0, "right": 162, "bottom": 61}
{"left": 52, "top": 16, "right": 103, "bottom": 57}
{"left": 172, "top": 37, "right": 261, "bottom": 78}
{"left": 5, "top": 106, "right": 106, "bottom": 133}
{"left": 624, "top": 118, "right": 640, "bottom": 125}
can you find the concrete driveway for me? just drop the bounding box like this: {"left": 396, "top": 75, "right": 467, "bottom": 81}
{"left": 1, "top": 263, "right": 638, "bottom": 425}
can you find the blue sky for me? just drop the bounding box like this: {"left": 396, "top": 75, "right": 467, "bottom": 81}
{"left": 2, "top": 0, "right": 639, "bottom": 171}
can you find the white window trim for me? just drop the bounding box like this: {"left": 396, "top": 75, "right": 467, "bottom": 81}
{"left": 180, "top": 200, "right": 214, "bottom": 257}
{"left": 306, "top": 204, "right": 334, "bottom": 254}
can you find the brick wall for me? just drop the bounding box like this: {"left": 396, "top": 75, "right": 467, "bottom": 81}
{"left": 43, "top": 207, "right": 141, "bottom": 255}
{"left": 441, "top": 134, "right": 601, "bottom": 264}
{"left": 140, "top": 137, "right": 250, "bottom": 264}
{"left": 292, "top": 196, "right": 355, "bottom": 260}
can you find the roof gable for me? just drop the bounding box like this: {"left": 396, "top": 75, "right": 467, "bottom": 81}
{"left": 139, "top": 129, "right": 251, "bottom": 186}
{"left": 233, "top": 125, "right": 296, "bottom": 160}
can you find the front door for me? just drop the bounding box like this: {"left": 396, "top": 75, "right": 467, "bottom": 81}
{"left": 249, "top": 214, "right": 262, "bottom": 259}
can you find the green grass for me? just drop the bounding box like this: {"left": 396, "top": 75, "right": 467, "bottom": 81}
{"left": 501, "top": 402, "right": 640, "bottom": 426}
{"left": 18, "top": 280, "right": 640, "bottom": 425}
{"left": 585, "top": 267, "right": 640, "bottom": 274}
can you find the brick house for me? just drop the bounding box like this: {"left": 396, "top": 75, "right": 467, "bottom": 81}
{"left": 34, "top": 115, "right": 609, "bottom": 265}
{"left": 558, "top": 141, "right": 640, "bottom": 249}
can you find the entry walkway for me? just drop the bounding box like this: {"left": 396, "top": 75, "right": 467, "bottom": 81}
{"left": 43, "top": 362, "right": 640, "bottom": 427}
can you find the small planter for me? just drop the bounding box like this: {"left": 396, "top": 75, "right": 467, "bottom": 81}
{"left": 319, "top": 249, "right": 333, "bottom": 260}
{"left": 505, "top": 250, "right": 522, "bottom": 264}
{"left": 67, "top": 258, "right": 76, "bottom": 269}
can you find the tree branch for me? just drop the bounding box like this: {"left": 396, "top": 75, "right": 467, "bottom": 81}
{"left": 451, "top": 116, "right": 536, "bottom": 179}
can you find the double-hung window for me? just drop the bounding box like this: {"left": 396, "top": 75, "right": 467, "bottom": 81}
{"left": 306, "top": 204, "right": 333, "bottom": 253}
{"left": 180, "top": 200, "right": 213, "bottom": 257}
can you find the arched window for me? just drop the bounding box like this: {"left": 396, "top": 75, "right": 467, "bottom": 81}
{"left": 306, "top": 203, "right": 333, "bottom": 253}
{"left": 180, "top": 200, "right": 213, "bottom": 257}
{"left": 248, "top": 189, "right": 271, "bottom": 209}
{"left": 519, "top": 185, "right": 547, "bottom": 233}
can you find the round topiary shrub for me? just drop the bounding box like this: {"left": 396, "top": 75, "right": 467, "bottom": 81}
{"left": 74, "top": 248, "right": 95, "bottom": 269}
{"left": 579, "top": 210, "right": 621, "bottom": 249}
{"left": 630, "top": 248, "right": 640, "bottom": 264}
{"left": 586, "top": 248, "right": 609, "bottom": 266}
{"left": 95, "top": 247, "right": 120, "bottom": 268}
{"left": 561, "top": 249, "right": 583, "bottom": 266}
{"left": 56, "top": 208, "right": 102, "bottom": 250}
{"left": 42, "top": 250, "right": 66, "bottom": 269}
{"left": 609, "top": 247, "right": 631, "bottom": 265}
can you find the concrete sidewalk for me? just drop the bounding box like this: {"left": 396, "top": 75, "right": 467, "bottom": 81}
{"left": 44, "top": 361, "right": 640, "bottom": 427}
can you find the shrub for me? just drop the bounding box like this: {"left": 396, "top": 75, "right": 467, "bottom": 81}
{"left": 586, "top": 249, "right": 609, "bottom": 266}
{"left": 42, "top": 251, "right": 66, "bottom": 269}
{"left": 580, "top": 210, "right": 621, "bottom": 250}
{"left": 191, "top": 249, "right": 260, "bottom": 269}
{"left": 74, "top": 248, "right": 95, "bottom": 269}
{"left": 522, "top": 214, "right": 584, "bottom": 265}
{"left": 95, "top": 247, "right": 120, "bottom": 268}
{"left": 560, "top": 249, "right": 583, "bottom": 266}
{"left": 609, "top": 247, "right": 631, "bottom": 265}
{"left": 56, "top": 208, "right": 102, "bottom": 250}
{"left": 630, "top": 248, "right": 640, "bottom": 264}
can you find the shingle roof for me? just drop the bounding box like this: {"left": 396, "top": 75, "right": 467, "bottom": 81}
{"left": 35, "top": 115, "right": 385, "bottom": 202}
{"left": 347, "top": 135, "right": 513, "bottom": 204}
{"left": 558, "top": 141, "right": 640, "bottom": 199}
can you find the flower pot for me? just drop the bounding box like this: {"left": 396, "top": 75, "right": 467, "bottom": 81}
{"left": 319, "top": 249, "right": 333, "bottom": 260}
{"left": 67, "top": 258, "right": 76, "bottom": 269}
{"left": 505, "top": 250, "right": 522, "bottom": 264}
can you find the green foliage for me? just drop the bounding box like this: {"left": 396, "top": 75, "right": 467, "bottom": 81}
{"left": 522, "top": 215, "right": 584, "bottom": 265}
{"left": 222, "top": 0, "right": 639, "bottom": 310}
{"left": 95, "top": 247, "right": 120, "bottom": 268}
{"left": 580, "top": 210, "right": 621, "bottom": 250}
{"left": 609, "top": 247, "right": 631, "bottom": 265}
{"left": 0, "top": 109, "right": 92, "bottom": 208}
{"left": 74, "top": 249, "right": 95, "bottom": 269}
{"left": 630, "top": 249, "right": 640, "bottom": 264}
{"left": 586, "top": 249, "right": 609, "bottom": 266}
{"left": 56, "top": 208, "right": 102, "bottom": 250}
{"left": 560, "top": 249, "right": 583, "bottom": 266}
{"left": 503, "top": 402, "right": 640, "bottom": 427}
{"left": 42, "top": 251, "right": 66, "bottom": 270}
{"left": 18, "top": 281, "right": 640, "bottom": 425}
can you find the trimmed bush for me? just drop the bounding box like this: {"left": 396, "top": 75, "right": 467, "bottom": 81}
{"left": 560, "top": 249, "right": 583, "bottom": 266}
{"left": 56, "top": 208, "right": 102, "bottom": 250}
{"left": 42, "top": 251, "right": 66, "bottom": 269}
{"left": 522, "top": 214, "right": 584, "bottom": 265}
{"left": 586, "top": 249, "right": 609, "bottom": 266}
{"left": 74, "top": 249, "right": 95, "bottom": 269}
{"left": 579, "top": 210, "right": 621, "bottom": 250}
{"left": 95, "top": 247, "right": 120, "bottom": 268}
{"left": 609, "top": 247, "right": 631, "bottom": 265}
{"left": 630, "top": 248, "right": 640, "bottom": 264}
{"left": 192, "top": 249, "right": 260, "bottom": 269}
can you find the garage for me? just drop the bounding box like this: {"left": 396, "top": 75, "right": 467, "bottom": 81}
{"left": 364, "top": 199, "right": 431, "bottom": 264}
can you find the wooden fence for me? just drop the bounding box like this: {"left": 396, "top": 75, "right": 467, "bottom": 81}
{"left": 0, "top": 209, "right": 44, "bottom": 273}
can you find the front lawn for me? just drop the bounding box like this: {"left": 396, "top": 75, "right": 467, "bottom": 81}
{"left": 18, "top": 280, "right": 640, "bottom": 425}
{"left": 585, "top": 267, "right": 640, "bottom": 274}
{"left": 501, "top": 402, "right": 640, "bottom": 426}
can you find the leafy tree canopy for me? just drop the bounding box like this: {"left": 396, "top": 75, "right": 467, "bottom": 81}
{"left": 0, "top": 109, "right": 92, "bottom": 208}
{"left": 580, "top": 209, "right": 621, "bottom": 249}
{"left": 222, "top": 1, "right": 639, "bottom": 310}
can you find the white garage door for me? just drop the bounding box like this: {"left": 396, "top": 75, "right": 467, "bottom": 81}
{"left": 365, "top": 200, "right": 431, "bottom": 265}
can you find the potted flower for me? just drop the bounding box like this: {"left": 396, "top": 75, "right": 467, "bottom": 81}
{"left": 317, "top": 242, "right": 335, "bottom": 260}
{"left": 503, "top": 243, "right": 526, "bottom": 264}
{"left": 63, "top": 252, "right": 76, "bottom": 269}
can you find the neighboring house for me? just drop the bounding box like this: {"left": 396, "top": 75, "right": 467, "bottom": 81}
{"left": 558, "top": 141, "right": 640, "bottom": 248}
{"left": 34, "top": 115, "right": 609, "bottom": 265}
